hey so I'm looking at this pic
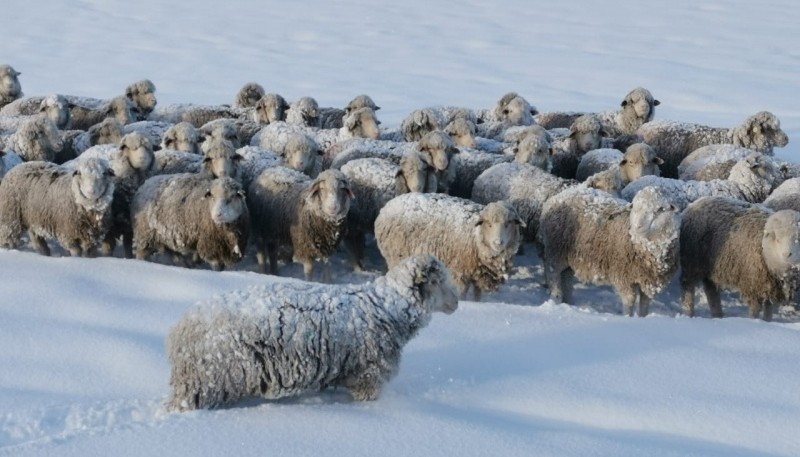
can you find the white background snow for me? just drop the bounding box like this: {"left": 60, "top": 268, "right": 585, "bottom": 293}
{"left": 2, "top": 0, "right": 800, "bottom": 456}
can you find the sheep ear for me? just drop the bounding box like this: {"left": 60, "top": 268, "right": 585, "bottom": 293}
{"left": 599, "top": 129, "right": 608, "bottom": 137}
{"left": 530, "top": 108, "right": 539, "bottom": 116}
{"left": 163, "top": 137, "right": 175, "bottom": 148}
{"left": 237, "top": 189, "right": 246, "bottom": 198}
{"left": 515, "top": 217, "right": 527, "bottom": 228}
{"left": 621, "top": 100, "right": 628, "bottom": 107}
{"left": 374, "top": 105, "right": 381, "bottom": 111}
{"left": 72, "top": 169, "right": 80, "bottom": 177}
{"left": 447, "top": 145, "right": 460, "bottom": 155}
{"left": 125, "top": 87, "right": 134, "bottom": 98}
{"left": 105, "top": 168, "right": 116, "bottom": 177}
{"left": 548, "top": 147, "right": 555, "bottom": 156}
{"left": 203, "top": 189, "right": 212, "bottom": 199}
{"left": 653, "top": 100, "right": 661, "bottom": 106}
{"left": 512, "top": 146, "right": 519, "bottom": 154}
{"left": 475, "top": 218, "right": 484, "bottom": 227}
{"left": 344, "top": 186, "right": 355, "bottom": 199}
{"left": 308, "top": 180, "right": 321, "bottom": 198}
{"left": 669, "top": 204, "right": 679, "bottom": 212}
{"left": 376, "top": 119, "right": 382, "bottom": 126}
{"left": 39, "top": 105, "right": 47, "bottom": 113}
{"left": 202, "top": 156, "right": 211, "bottom": 164}
{"left": 653, "top": 157, "right": 664, "bottom": 165}
{"left": 620, "top": 159, "right": 628, "bottom": 166}
{"left": 232, "top": 154, "right": 243, "bottom": 162}
{"left": 68, "top": 102, "right": 77, "bottom": 109}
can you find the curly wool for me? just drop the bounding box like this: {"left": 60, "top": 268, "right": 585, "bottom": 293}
{"left": 69, "top": 95, "right": 136, "bottom": 131}
{"left": 0, "top": 94, "right": 72, "bottom": 129}
{"left": 148, "top": 103, "right": 241, "bottom": 128}
{"left": 5, "top": 116, "right": 64, "bottom": 162}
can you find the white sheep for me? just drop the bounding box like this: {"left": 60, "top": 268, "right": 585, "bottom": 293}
{"left": 60, "top": 117, "right": 123, "bottom": 162}
{"left": 67, "top": 95, "right": 137, "bottom": 131}
{"left": 125, "top": 79, "right": 157, "bottom": 121}
{"left": 2, "top": 116, "right": 64, "bottom": 162}
{"left": 148, "top": 103, "right": 240, "bottom": 128}
{"left": 150, "top": 137, "right": 242, "bottom": 180}
{"left": 325, "top": 138, "right": 419, "bottom": 170}
{"left": 0, "top": 157, "right": 115, "bottom": 256}
{"left": 122, "top": 120, "right": 172, "bottom": 150}
{"left": 475, "top": 92, "right": 538, "bottom": 140}
{"left": 680, "top": 196, "right": 800, "bottom": 320}
{"left": 166, "top": 254, "right": 458, "bottom": 411}
{"left": 161, "top": 122, "right": 200, "bottom": 154}
{"left": 233, "top": 82, "right": 265, "bottom": 109}
{"left": 248, "top": 167, "right": 354, "bottom": 281}
{"left": 621, "top": 152, "right": 781, "bottom": 209}
{"left": 763, "top": 178, "right": 800, "bottom": 213}
{"left": 540, "top": 185, "right": 681, "bottom": 316}
{"left": 375, "top": 193, "right": 524, "bottom": 299}
{"left": 636, "top": 111, "right": 789, "bottom": 178}
{"left": 575, "top": 143, "right": 662, "bottom": 185}
{"left": 318, "top": 94, "right": 381, "bottom": 129}
{"left": 132, "top": 175, "right": 249, "bottom": 271}
{"left": 0, "top": 65, "right": 23, "bottom": 108}
{"left": 675, "top": 145, "right": 789, "bottom": 182}
{"left": 339, "top": 152, "right": 438, "bottom": 270}
{"left": 549, "top": 114, "right": 605, "bottom": 179}
{"left": 234, "top": 145, "right": 281, "bottom": 189}
{"left": 399, "top": 108, "right": 445, "bottom": 142}
{"left": 285, "top": 96, "right": 320, "bottom": 127}
{"left": 250, "top": 93, "right": 289, "bottom": 125}
{"left": 0, "top": 94, "right": 72, "bottom": 129}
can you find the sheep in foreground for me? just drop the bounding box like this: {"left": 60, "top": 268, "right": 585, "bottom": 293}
{"left": 67, "top": 133, "right": 155, "bottom": 258}
{"left": 161, "top": 122, "right": 200, "bottom": 154}
{"left": 575, "top": 143, "right": 662, "bottom": 185}
{"left": 340, "top": 153, "right": 438, "bottom": 270}
{"left": 68, "top": 95, "right": 137, "bottom": 130}
{"left": 621, "top": 152, "right": 781, "bottom": 209}
{"left": 248, "top": 167, "right": 354, "bottom": 281}
{"left": 125, "top": 79, "right": 157, "bottom": 121}
{"left": 637, "top": 111, "right": 789, "bottom": 178}
{"left": 132, "top": 175, "right": 249, "bottom": 270}
{"left": 0, "top": 65, "right": 23, "bottom": 108}
{"left": 233, "top": 82, "right": 265, "bottom": 109}
{"left": 680, "top": 196, "right": 800, "bottom": 320}
{"left": 541, "top": 186, "right": 681, "bottom": 316}
{"left": 0, "top": 157, "right": 115, "bottom": 256}
{"left": 375, "top": 193, "right": 524, "bottom": 299}
{"left": 166, "top": 254, "right": 458, "bottom": 411}
{"left": 3, "top": 116, "right": 64, "bottom": 162}
{"left": 0, "top": 94, "right": 72, "bottom": 129}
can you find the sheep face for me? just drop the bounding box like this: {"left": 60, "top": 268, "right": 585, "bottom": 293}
{"left": 734, "top": 111, "right": 789, "bottom": 153}
{"left": 0, "top": 65, "right": 22, "bottom": 97}
{"left": 411, "top": 256, "right": 459, "bottom": 315}
{"left": 206, "top": 177, "right": 247, "bottom": 224}
{"left": 293, "top": 97, "right": 320, "bottom": 126}
{"left": 444, "top": 118, "right": 477, "bottom": 149}
{"left": 19, "top": 117, "right": 64, "bottom": 162}
{"left": 162, "top": 122, "right": 199, "bottom": 154}
{"left": 345, "top": 107, "right": 380, "bottom": 140}
{"left": 282, "top": 134, "right": 319, "bottom": 175}
{"left": 403, "top": 109, "right": 441, "bottom": 142}
{"left": 307, "top": 170, "right": 353, "bottom": 221}
{"left": 621, "top": 87, "right": 659, "bottom": 122}
{"left": 585, "top": 170, "right": 622, "bottom": 197}
{"left": 419, "top": 131, "right": 456, "bottom": 172}
{"left": 120, "top": 133, "right": 154, "bottom": 173}
{"left": 125, "top": 80, "right": 157, "bottom": 119}
{"left": 201, "top": 122, "right": 240, "bottom": 150}
{"left": 514, "top": 134, "right": 551, "bottom": 170}
{"left": 254, "top": 93, "right": 289, "bottom": 125}
{"left": 494, "top": 93, "right": 535, "bottom": 126}
{"left": 619, "top": 143, "right": 662, "bottom": 184}
{"left": 345, "top": 94, "right": 379, "bottom": 114}
{"left": 202, "top": 139, "right": 241, "bottom": 179}
{"left": 89, "top": 118, "right": 123, "bottom": 146}
{"left": 72, "top": 158, "right": 115, "bottom": 203}
{"left": 40, "top": 95, "right": 71, "bottom": 129}
{"left": 107, "top": 96, "right": 136, "bottom": 126}
{"left": 475, "top": 202, "right": 524, "bottom": 255}
{"left": 398, "top": 152, "right": 436, "bottom": 193}
{"left": 629, "top": 188, "right": 680, "bottom": 245}
{"left": 235, "top": 82, "right": 265, "bottom": 109}
{"left": 569, "top": 115, "right": 604, "bottom": 154}
{"left": 761, "top": 210, "right": 800, "bottom": 278}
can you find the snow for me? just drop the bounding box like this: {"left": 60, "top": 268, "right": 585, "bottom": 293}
{"left": 3, "top": 0, "right": 800, "bottom": 456}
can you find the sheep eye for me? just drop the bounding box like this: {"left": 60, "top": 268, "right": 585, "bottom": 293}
{"left": 503, "top": 109, "right": 510, "bottom": 115}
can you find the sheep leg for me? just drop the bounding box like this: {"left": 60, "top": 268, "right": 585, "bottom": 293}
{"left": 472, "top": 286, "right": 482, "bottom": 302}
{"left": 30, "top": 234, "right": 51, "bottom": 256}
{"left": 638, "top": 291, "right": 651, "bottom": 317}
{"left": 702, "top": 279, "right": 723, "bottom": 318}
{"left": 122, "top": 231, "right": 134, "bottom": 259}
{"left": 343, "top": 232, "right": 365, "bottom": 272}
{"left": 266, "top": 242, "right": 279, "bottom": 275}
{"left": 302, "top": 259, "right": 315, "bottom": 282}
{"left": 345, "top": 365, "right": 384, "bottom": 401}
{"left": 744, "top": 297, "right": 764, "bottom": 320}
{"left": 254, "top": 237, "right": 267, "bottom": 274}
{"left": 545, "top": 263, "right": 566, "bottom": 303}
{"left": 762, "top": 300, "right": 774, "bottom": 322}
{"left": 619, "top": 286, "right": 637, "bottom": 317}
{"left": 321, "top": 259, "right": 331, "bottom": 283}
{"left": 100, "top": 234, "right": 116, "bottom": 257}
{"left": 680, "top": 276, "right": 697, "bottom": 317}
{"left": 209, "top": 261, "right": 224, "bottom": 272}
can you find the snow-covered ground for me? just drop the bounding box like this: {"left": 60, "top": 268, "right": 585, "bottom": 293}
{"left": 2, "top": 0, "right": 800, "bottom": 456}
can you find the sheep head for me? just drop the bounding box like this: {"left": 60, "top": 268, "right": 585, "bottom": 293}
{"left": 475, "top": 201, "right": 525, "bottom": 257}
{"left": 88, "top": 117, "right": 123, "bottom": 146}
{"left": 396, "top": 150, "right": 438, "bottom": 194}
{"left": 234, "top": 82, "right": 265, "bottom": 109}
{"left": 254, "top": 93, "right": 289, "bottom": 125}
{"left": 418, "top": 131, "right": 457, "bottom": 172}
{"left": 514, "top": 133, "right": 552, "bottom": 171}
{"left": 119, "top": 132, "right": 154, "bottom": 174}
{"left": 125, "top": 79, "right": 157, "bottom": 120}
{"left": 732, "top": 111, "right": 789, "bottom": 154}
{"left": 71, "top": 157, "right": 115, "bottom": 210}
{"left": 16, "top": 116, "right": 64, "bottom": 162}
{"left": 39, "top": 95, "right": 71, "bottom": 130}
{"left": 0, "top": 64, "right": 22, "bottom": 100}
{"left": 619, "top": 143, "right": 662, "bottom": 185}
{"left": 204, "top": 177, "right": 247, "bottom": 225}
{"left": 444, "top": 118, "right": 477, "bottom": 149}
{"left": 628, "top": 186, "right": 680, "bottom": 248}
{"left": 202, "top": 138, "right": 241, "bottom": 179}
{"left": 402, "top": 109, "right": 442, "bottom": 142}
{"left": 344, "top": 107, "right": 380, "bottom": 140}
{"left": 569, "top": 114, "right": 604, "bottom": 154}
{"left": 620, "top": 87, "right": 660, "bottom": 122}
{"left": 282, "top": 133, "right": 320, "bottom": 176}
{"left": 161, "top": 122, "right": 199, "bottom": 154}
{"left": 761, "top": 209, "right": 800, "bottom": 281}
{"left": 493, "top": 92, "right": 536, "bottom": 126}
{"left": 291, "top": 96, "right": 320, "bottom": 127}
{"left": 105, "top": 96, "right": 137, "bottom": 126}
{"left": 345, "top": 94, "right": 379, "bottom": 115}
{"left": 306, "top": 169, "right": 353, "bottom": 222}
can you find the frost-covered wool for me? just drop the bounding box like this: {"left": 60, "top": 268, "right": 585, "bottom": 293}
{"left": 248, "top": 167, "right": 353, "bottom": 281}
{"left": 161, "top": 122, "right": 199, "bottom": 154}
{"left": 0, "top": 94, "right": 72, "bottom": 129}
{"left": 475, "top": 92, "right": 538, "bottom": 140}
{"left": 401, "top": 108, "right": 446, "bottom": 142}
{"left": 637, "top": 111, "right": 789, "bottom": 178}
{"left": 577, "top": 144, "right": 662, "bottom": 184}
{"left": 0, "top": 157, "right": 115, "bottom": 257}
{"left": 318, "top": 94, "right": 381, "bottom": 129}
{"left": 375, "top": 193, "right": 523, "bottom": 299}
{"left": 132, "top": 175, "right": 249, "bottom": 271}
{"left": 763, "top": 178, "right": 800, "bottom": 213}
{"left": 533, "top": 111, "right": 584, "bottom": 130}
{"left": 150, "top": 138, "right": 241, "bottom": 179}
{"left": 166, "top": 254, "right": 458, "bottom": 411}
{"left": 286, "top": 96, "right": 320, "bottom": 127}
{"left": 148, "top": 103, "right": 241, "bottom": 128}
{"left": 251, "top": 93, "right": 289, "bottom": 125}
{"left": 0, "top": 150, "right": 22, "bottom": 181}
{"left": 447, "top": 147, "right": 512, "bottom": 198}
{"left": 540, "top": 185, "right": 680, "bottom": 317}
{"left": 60, "top": 118, "right": 124, "bottom": 162}
{"left": 68, "top": 95, "right": 136, "bottom": 131}
{"left": 234, "top": 146, "right": 281, "bottom": 189}
{"left": 513, "top": 133, "right": 551, "bottom": 171}
{"left": 340, "top": 154, "right": 437, "bottom": 270}
{"left": 501, "top": 124, "right": 553, "bottom": 145}
{"left": 472, "top": 162, "right": 576, "bottom": 248}
{"left": 279, "top": 132, "right": 322, "bottom": 178}
{"left": 233, "top": 82, "right": 265, "bottom": 109}
{"left": 125, "top": 79, "right": 157, "bottom": 121}
{"left": 199, "top": 117, "right": 262, "bottom": 150}
{"left": 0, "top": 65, "right": 23, "bottom": 108}
{"left": 417, "top": 131, "right": 460, "bottom": 194}
{"left": 549, "top": 114, "right": 604, "bottom": 179}
{"left": 677, "top": 145, "right": 756, "bottom": 181}
{"left": 597, "top": 87, "right": 660, "bottom": 137}
{"left": 251, "top": 120, "right": 372, "bottom": 160}
{"left": 680, "top": 196, "right": 800, "bottom": 320}
{"left": 4, "top": 116, "right": 64, "bottom": 162}
{"left": 621, "top": 152, "right": 781, "bottom": 209}
{"left": 341, "top": 107, "right": 381, "bottom": 141}
{"left": 575, "top": 148, "right": 623, "bottom": 182}
{"left": 326, "top": 138, "right": 419, "bottom": 170}
{"left": 122, "top": 121, "right": 172, "bottom": 150}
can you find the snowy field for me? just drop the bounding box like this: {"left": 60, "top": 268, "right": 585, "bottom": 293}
{"left": 2, "top": 0, "right": 800, "bottom": 456}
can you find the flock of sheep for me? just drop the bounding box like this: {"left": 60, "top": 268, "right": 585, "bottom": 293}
{"left": 1, "top": 63, "right": 797, "bottom": 410}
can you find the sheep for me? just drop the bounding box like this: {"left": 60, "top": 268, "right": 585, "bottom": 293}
{"left": 680, "top": 196, "right": 800, "bottom": 320}
{"left": 64, "top": 132, "right": 155, "bottom": 258}
{"left": 251, "top": 93, "right": 289, "bottom": 125}
{"left": 59, "top": 117, "right": 123, "bottom": 162}
{"left": 2, "top": 116, "right": 64, "bottom": 162}
{"left": 132, "top": 175, "right": 249, "bottom": 271}
{"left": 541, "top": 185, "right": 681, "bottom": 316}
{"left": 122, "top": 120, "right": 172, "bottom": 150}
{"left": 248, "top": 167, "right": 354, "bottom": 281}
{"left": 674, "top": 145, "right": 788, "bottom": 182}
{"left": 512, "top": 133, "right": 552, "bottom": 171}
{"left": 637, "top": 111, "right": 789, "bottom": 178}
{"left": 0, "top": 157, "right": 115, "bottom": 257}
{"left": 234, "top": 146, "right": 281, "bottom": 188}
{"left": 279, "top": 133, "right": 322, "bottom": 178}
{"left": 233, "top": 82, "right": 265, "bottom": 109}
{"left": 151, "top": 137, "right": 242, "bottom": 179}
{"left": 340, "top": 153, "right": 438, "bottom": 270}
{"left": 326, "top": 138, "right": 419, "bottom": 170}
{"left": 0, "top": 94, "right": 72, "bottom": 130}
{"left": 764, "top": 178, "right": 800, "bottom": 213}
{"left": 502, "top": 124, "right": 553, "bottom": 145}
{"left": 375, "top": 193, "right": 524, "bottom": 299}
{"left": 68, "top": 95, "right": 137, "bottom": 131}
{"left": 166, "top": 254, "right": 458, "bottom": 411}
{"left": 444, "top": 117, "right": 478, "bottom": 149}
{"left": 160, "top": 121, "right": 200, "bottom": 154}
{"left": 575, "top": 143, "right": 662, "bottom": 184}
{"left": 125, "top": 79, "right": 157, "bottom": 121}
{"left": 400, "top": 108, "right": 445, "bottom": 142}
{"left": 285, "top": 96, "right": 320, "bottom": 127}
{"left": 549, "top": 114, "right": 605, "bottom": 179}
{"left": 475, "top": 92, "right": 538, "bottom": 140}
{"left": 318, "top": 94, "right": 381, "bottom": 129}
{"left": 199, "top": 118, "right": 262, "bottom": 149}
{"left": 0, "top": 65, "right": 23, "bottom": 108}
{"left": 447, "top": 147, "right": 513, "bottom": 199}
{"left": 148, "top": 103, "right": 240, "bottom": 128}
{"left": 621, "top": 152, "right": 781, "bottom": 209}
